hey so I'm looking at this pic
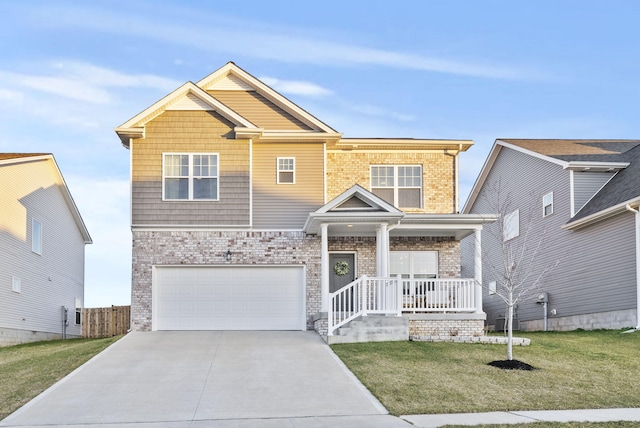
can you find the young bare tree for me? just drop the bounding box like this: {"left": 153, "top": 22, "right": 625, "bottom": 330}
{"left": 480, "top": 179, "right": 560, "bottom": 362}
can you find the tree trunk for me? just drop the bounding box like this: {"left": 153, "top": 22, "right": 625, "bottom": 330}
{"left": 507, "top": 303, "right": 514, "bottom": 360}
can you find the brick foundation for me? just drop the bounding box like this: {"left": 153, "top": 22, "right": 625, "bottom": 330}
{"left": 406, "top": 313, "right": 486, "bottom": 337}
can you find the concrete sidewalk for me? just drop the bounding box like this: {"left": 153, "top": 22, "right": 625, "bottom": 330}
{"left": 402, "top": 408, "right": 640, "bottom": 427}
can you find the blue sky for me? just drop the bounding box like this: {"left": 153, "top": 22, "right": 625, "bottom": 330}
{"left": 1, "top": 1, "right": 638, "bottom": 307}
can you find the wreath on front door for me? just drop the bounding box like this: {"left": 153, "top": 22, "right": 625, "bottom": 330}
{"left": 334, "top": 260, "right": 350, "bottom": 276}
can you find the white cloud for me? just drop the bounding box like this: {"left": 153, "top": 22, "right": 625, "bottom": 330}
{"left": 27, "top": 5, "right": 545, "bottom": 81}
{"left": 259, "top": 76, "right": 332, "bottom": 97}
{"left": 0, "top": 62, "right": 181, "bottom": 105}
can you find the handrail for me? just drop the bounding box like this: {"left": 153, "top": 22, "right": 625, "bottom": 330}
{"left": 327, "top": 275, "right": 401, "bottom": 336}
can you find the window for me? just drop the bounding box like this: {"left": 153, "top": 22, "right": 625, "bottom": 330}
{"left": 390, "top": 251, "right": 438, "bottom": 294}
{"left": 489, "top": 281, "right": 497, "bottom": 295}
{"left": 163, "top": 153, "right": 218, "bottom": 200}
{"left": 12, "top": 276, "right": 21, "bottom": 293}
{"left": 32, "top": 219, "right": 42, "bottom": 255}
{"left": 503, "top": 209, "right": 520, "bottom": 241}
{"left": 75, "top": 298, "right": 82, "bottom": 325}
{"left": 277, "top": 157, "right": 295, "bottom": 184}
{"left": 371, "top": 165, "right": 422, "bottom": 208}
{"left": 543, "top": 192, "right": 553, "bottom": 217}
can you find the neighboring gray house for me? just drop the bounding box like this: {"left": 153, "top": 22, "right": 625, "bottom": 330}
{"left": 462, "top": 139, "right": 640, "bottom": 331}
{"left": 0, "top": 154, "right": 92, "bottom": 346}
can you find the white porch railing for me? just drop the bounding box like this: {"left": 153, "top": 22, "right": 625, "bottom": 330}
{"left": 327, "top": 277, "right": 478, "bottom": 336}
{"left": 327, "top": 275, "right": 402, "bottom": 337}
{"left": 401, "top": 278, "right": 477, "bottom": 313}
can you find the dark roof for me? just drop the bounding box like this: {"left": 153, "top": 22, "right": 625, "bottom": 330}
{"left": 499, "top": 139, "right": 640, "bottom": 162}
{"left": 571, "top": 143, "right": 640, "bottom": 221}
{"left": 0, "top": 153, "right": 50, "bottom": 161}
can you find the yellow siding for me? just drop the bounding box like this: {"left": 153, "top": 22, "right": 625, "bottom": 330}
{"left": 131, "top": 110, "right": 251, "bottom": 226}
{"left": 208, "top": 90, "right": 312, "bottom": 131}
{"left": 252, "top": 143, "right": 325, "bottom": 228}
{"left": 326, "top": 151, "right": 456, "bottom": 214}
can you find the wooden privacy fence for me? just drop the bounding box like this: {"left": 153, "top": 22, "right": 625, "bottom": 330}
{"left": 82, "top": 306, "right": 131, "bottom": 338}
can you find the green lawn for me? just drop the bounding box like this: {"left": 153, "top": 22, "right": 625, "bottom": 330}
{"left": 0, "top": 336, "right": 120, "bottom": 420}
{"left": 447, "top": 423, "right": 639, "bottom": 428}
{"left": 331, "top": 330, "right": 640, "bottom": 416}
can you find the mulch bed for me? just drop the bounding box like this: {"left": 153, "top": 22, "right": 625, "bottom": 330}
{"left": 487, "top": 359, "right": 536, "bottom": 370}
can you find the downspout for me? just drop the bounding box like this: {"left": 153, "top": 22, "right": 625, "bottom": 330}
{"left": 625, "top": 204, "right": 640, "bottom": 331}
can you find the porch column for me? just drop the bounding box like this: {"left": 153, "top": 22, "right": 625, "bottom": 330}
{"left": 376, "top": 223, "right": 389, "bottom": 277}
{"left": 474, "top": 228, "right": 483, "bottom": 314}
{"left": 321, "top": 223, "right": 329, "bottom": 312}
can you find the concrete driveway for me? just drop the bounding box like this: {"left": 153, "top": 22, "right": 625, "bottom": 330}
{"left": 1, "top": 331, "right": 411, "bottom": 427}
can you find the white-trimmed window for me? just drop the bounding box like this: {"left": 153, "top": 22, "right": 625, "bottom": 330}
{"left": 543, "top": 192, "right": 553, "bottom": 217}
{"left": 503, "top": 209, "right": 520, "bottom": 241}
{"left": 32, "top": 219, "right": 42, "bottom": 255}
{"left": 163, "top": 153, "right": 219, "bottom": 200}
{"left": 371, "top": 165, "right": 422, "bottom": 208}
{"left": 12, "top": 276, "right": 21, "bottom": 293}
{"left": 489, "top": 281, "right": 497, "bottom": 295}
{"left": 277, "top": 157, "right": 295, "bottom": 184}
{"left": 390, "top": 251, "right": 438, "bottom": 295}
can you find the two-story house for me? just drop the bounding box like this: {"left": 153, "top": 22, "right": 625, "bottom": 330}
{"left": 116, "top": 62, "right": 495, "bottom": 343}
{"left": 0, "top": 153, "right": 92, "bottom": 346}
{"left": 462, "top": 139, "right": 640, "bottom": 331}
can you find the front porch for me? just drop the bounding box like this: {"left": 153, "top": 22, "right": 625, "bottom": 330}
{"left": 314, "top": 276, "right": 486, "bottom": 343}
{"left": 304, "top": 185, "right": 496, "bottom": 343}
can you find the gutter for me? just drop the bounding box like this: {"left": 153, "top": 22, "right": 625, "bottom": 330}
{"left": 624, "top": 204, "right": 640, "bottom": 331}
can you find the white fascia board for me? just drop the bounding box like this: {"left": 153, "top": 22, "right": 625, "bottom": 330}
{"left": 335, "top": 139, "right": 474, "bottom": 151}
{"left": 401, "top": 213, "right": 499, "bottom": 226}
{"left": 564, "top": 161, "right": 629, "bottom": 171}
{"left": 115, "top": 82, "right": 257, "bottom": 147}
{"left": 564, "top": 196, "right": 640, "bottom": 230}
{"left": 39, "top": 155, "right": 93, "bottom": 244}
{"left": 0, "top": 154, "right": 53, "bottom": 166}
{"left": 461, "top": 141, "right": 502, "bottom": 213}
{"left": 462, "top": 140, "right": 568, "bottom": 213}
{"left": 197, "top": 63, "right": 338, "bottom": 134}
{"left": 496, "top": 140, "right": 569, "bottom": 168}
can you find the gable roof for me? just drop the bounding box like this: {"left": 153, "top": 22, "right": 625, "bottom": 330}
{"left": 116, "top": 62, "right": 342, "bottom": 147}
{"left": 303, "top": 185, "right": 404, "bottom": 235}
{"left": 0, "top": 154, "right": 92, "bottom": 244}
{"left": 197, "top": 62, "right": 338, "bottom": 134}
{"left": 463, "top": 139, "right": 640, "bottom": 214}
{"left": 565, "top": 143, "right": 640, "bottom": 228}
{"left": 463, "top": 139, "right": 640, "bottom": 229}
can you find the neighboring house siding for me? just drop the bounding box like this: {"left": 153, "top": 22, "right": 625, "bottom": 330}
{"left": 464, "top": 146, "right": 638, "bottom": 329}
{"left": 0, "top": 160, "right": 85, "bottom": 340}
{"left": 252, "top": 143, "right": 325, "bottom": 229}
{"left": 207, "top": 90, "right": 312, "bottom": 130}
{"left": 463, "top": 147, "right": 570, "bottom": 324}
{"left": 326, "top": 151, "right": 455, "bottom": 213}
{"left": 572, "top": 171, "right": 616, "bottom": 215}
{"left": 131, "top": 110, "right": 251, "bottom": 226}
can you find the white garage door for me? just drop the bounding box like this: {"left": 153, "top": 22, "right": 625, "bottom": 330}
{"left": 153, "top": 266, "right": 305, "bottom": 331}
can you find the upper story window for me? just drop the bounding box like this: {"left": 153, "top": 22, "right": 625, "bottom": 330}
{"left": 277, "top": 157, "right": 295, "bottom": 184}
{"left": 371, "top": 165, "right": 422, "bottom": 208}
{"left": 163, "top": 153, "right": 219, "bottom": 201}
{"left": 543, "top": 192, "right": 553, "bottom": 217}
{"left": 32, "top": 219, "right": 42, "bottom": 255}
{"left": 503, "top": 209, "right": 520, "bottom": 241}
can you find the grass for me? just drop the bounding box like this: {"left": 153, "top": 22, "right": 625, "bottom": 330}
{"left": 447, "top": 424, "right": 640, "bottom": 428}
{"left": 0, "top": 336, "right": 121, "bottom": 420}
{"left": 331, "top": 330, "right": 640, "bottom": 416}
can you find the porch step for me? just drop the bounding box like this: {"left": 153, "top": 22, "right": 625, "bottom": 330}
{"left": 327, "top": 315, "right": 409, "bottom": 344}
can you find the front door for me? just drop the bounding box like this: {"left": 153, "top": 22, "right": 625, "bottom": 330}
{"left": 329, "top": 253, "right": 356, "bottom": 293}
